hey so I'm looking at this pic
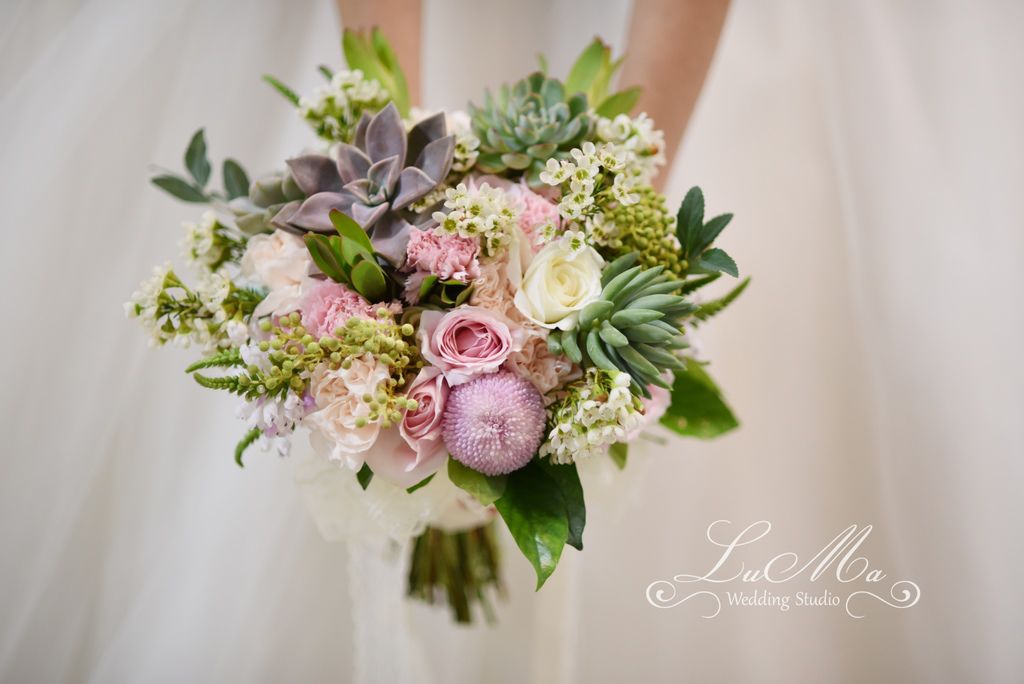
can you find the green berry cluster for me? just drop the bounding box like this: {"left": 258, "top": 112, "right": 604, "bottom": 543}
{"left": 601, "top": 186, "right": 682, "bottom": 275}
{"left": 234, "top": 310, "right": 421, "bottom": 420}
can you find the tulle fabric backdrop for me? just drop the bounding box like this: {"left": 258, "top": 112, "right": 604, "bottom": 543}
{"left": 1, "top": 0, "right": 1021, "bottom": 682}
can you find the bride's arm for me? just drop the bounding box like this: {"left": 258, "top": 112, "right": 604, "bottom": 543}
{"left": 620, "top": 0, "right": 731, "bottom": 183}
{"left": 335, "top": 0, "right": 422, "bottom": 105}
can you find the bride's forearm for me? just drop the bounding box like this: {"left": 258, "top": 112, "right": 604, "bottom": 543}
{"left": 620, "top": 0, "right": 731, "bottom": 182}
{"left": 335, "top": 0, "right": 423, "bottom": 105}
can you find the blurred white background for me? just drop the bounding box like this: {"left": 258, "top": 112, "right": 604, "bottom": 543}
{"left": 1, "top": 0, "right": 1021, "bottom": 682}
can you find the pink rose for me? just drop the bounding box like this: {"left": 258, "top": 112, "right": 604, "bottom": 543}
{"left": 419, "top": 306, "right": 524, "bottom": 385}
{"left": 363, "top": 426, "right": 446, "bottom": 488}
{"left": 399, "top": 367, "right": 449, "bottom": 467}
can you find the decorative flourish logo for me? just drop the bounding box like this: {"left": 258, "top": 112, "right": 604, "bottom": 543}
{"left": 645, "top": 521, "right": 920, "bottom": 619}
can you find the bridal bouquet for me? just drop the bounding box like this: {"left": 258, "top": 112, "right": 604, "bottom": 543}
{"left": 126, "top": 31, "right": 747, "bottom": 622}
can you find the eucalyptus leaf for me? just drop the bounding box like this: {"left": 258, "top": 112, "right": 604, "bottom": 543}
{"left": 151, "top": 174, "right": 207, "bottom": 203}
{"left": 495, "top": 460, "right": 569, "bottom": 589}
{"left": 448, "top": 458, "right": 507, "bottom": 506}
{"left": 184, "top": 129, "right": 211, "bottom": 187}
{"left": 660, "top": 361, "right": 739, "bottom": 439}
{"left": 222, "top": 159, "right": 250, "bottom": 200}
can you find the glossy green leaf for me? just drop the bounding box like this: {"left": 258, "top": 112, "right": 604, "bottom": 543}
{"left": 357, "top": 463, "right": 374, "bottom": 489}
{"left": 151, "top": 175, "right": 207, "bottom": 203}
{"left": 448, "top": 458, "right": 507, "bottom": 506}
{"left": 694, "top": 213, "right": 733, "bottom": 255}
{"left": 495, "top": 460, "right": 569, "bottom": 589}
{"left": 537, "top": 460, "right": 586, "bottom": 551}
{"left": 304, "top": 234, "right": 346, "bottom": 282}
{"left": 406, "top": 473, "right": 434, "bottom": 493}
{"left": 351, "top": 259, "right": 388, "bottom": 301}
{"left": 417, "top": 274, "right": 439, "bottom": 300}
{"left": 660, "top": 361, "right": 739, "bottom": 439}
{"left": 329, "top": 209, "right": 374, "bottom": 251}
{"left": 184, "top": 129, "right": 211, "bottom": 187}
{"left": 222, "top": 159, "right": 250, "bottom": 200}
{"left": 595, "top": 86, "right": 642, "bottom": 118}
{"left": 609, "top": 442, "right": 628, "bottom": 469}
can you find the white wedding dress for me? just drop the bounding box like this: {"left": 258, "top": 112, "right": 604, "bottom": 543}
{"left": 2, "top": 0, "right": 1022, "bottom": 682}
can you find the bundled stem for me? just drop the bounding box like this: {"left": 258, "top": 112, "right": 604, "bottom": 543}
{"left": 407, "top": 522, "right": 504, "bottom": 624}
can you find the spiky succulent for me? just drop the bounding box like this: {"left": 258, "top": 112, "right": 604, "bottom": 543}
{"left": 469, "top": 73, "right": 592, "bottom": 187}
{"left": 546, "top": 253, "right": 692, "bottom": 397}
{"left": 271, "top": 102, "right": 455, "bottom": 266}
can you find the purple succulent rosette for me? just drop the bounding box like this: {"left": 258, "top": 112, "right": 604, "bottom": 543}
{"left": 273, "top": 103, "right": 454, "bottom": 265}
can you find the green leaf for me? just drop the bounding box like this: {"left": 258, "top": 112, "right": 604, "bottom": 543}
{"left": 304, "top": 234, "right": 346, "bottom": 281}
{"left": 679, "top": 273, "right": 721, "bottom": 295}
{"left": 537, "top": 460, "right": 586, "bottom": 551}
{"left": 350, "top": 259, "right": 388, "bottom": 301}
{"left": 698, "top": 248, "right": 738, "bottom": 277}
{"left": 357, "top": 463, "right": 374, "bottom": 489}
{"left": 677, "top": 186, "right": 705, "bottom": 255}
{"left": 406, "top": 473, "right": 435, "bottom": 493}
{"left": 536, "top": 52, "right": 549, "bottom": 74}
{"left": 262, "top": 74, "right": 300, "bottom": 106}
{"left": 329, "top": 209, "right": 374, "bottom": 251}
{"left": 234, "top": 428, "right": 260, "bottom": 468}
{"left": 660, "top": 361, "right": 739, "bottom": 439}
{"left": 184, "top": 129, "right": 211, "bottom": 187}
{"left": 693, "top": 277, "right": 750, "bottom": 323}
{"left": 495, "top": 460, "right": 569, "bottom": 589}
{"left": 595, "top": 86, "right": 642, "bottom": 118}
{"left": 609, "top": 442, "right": 628, "bottom": 469}
{"left": 185, "top": 348, "right": 243, "bottom": 373}
{"left": 418, "top": 274, "right": 439, "bottom": 299}
{"left": 151, "top": 174, "right": 207, "bottom": 203}
{"left": 371, "top": 28, "right": 411, "bottom": 116}
{"left": 448, "top": 458, "right": 507, "bottom": 506}
{"left": 694, "top": 213, "right": 733, "bottom": 254}
{"left": 317, "top": 64, "right": 334, "bottom": 80}
{"left": 565, "top": 38, "right": 607, "bottom": 96}
{"left": 222, "top": 159, "right": 250, "bottom": 200}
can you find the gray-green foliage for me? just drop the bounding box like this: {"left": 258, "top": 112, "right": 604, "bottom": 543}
{"left": 151, "top": 129, "right": 252, "bottom": 208}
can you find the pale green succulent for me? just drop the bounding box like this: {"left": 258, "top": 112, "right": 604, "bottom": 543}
{"left": 469, "top": 73, "right": 592, "bottom": 187}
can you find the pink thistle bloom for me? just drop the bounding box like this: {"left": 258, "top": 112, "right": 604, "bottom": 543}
{"left": 442, "top": 371, "right": 546, "bottom": 476}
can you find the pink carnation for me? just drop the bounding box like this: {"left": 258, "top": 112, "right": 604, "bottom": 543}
{"left": 404, "top": 228, "right": 480, "bottom": 302}
{"left": 299, "top": 280, "right": 399, "bottom": 339}
{"left": 511, "top": 182, "right": 559, "bottom": 248}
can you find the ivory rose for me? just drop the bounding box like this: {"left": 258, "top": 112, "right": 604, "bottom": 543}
{"left": 419, "top": 306, "right": 524, "bottom": 385}
{"left": 305, "top": 354, "right": 389, "bottom": 469}
{"left": 513, "top": 238, "right": 604, "bottom": 330}
{"left": 240, "top": 229, "right": 311, "bottom": 317}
